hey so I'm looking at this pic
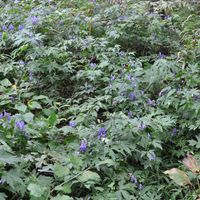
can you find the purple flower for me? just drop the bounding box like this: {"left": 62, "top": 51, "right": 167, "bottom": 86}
{"left": 128, "top": 111, "right": 133, "bottom": 118}
{"left": 149, "top": 152, "right": 156, "bottom": 161}
{"left": 138, "top": 183, "right": 143, "bottom": 190}
{"left": 127, "top": 74, "right": 132, "bottom": 81}
{"left": 98, "top": 127, "right": 107, "bottom": 139}
{"left": 31, "top": 16, "right": 39, "bottom": 25}
{"left": 119, "top": 51, "right": 125, "bottom": 57}
{"left": 79, "top": 140, "right": 87, "bottom": 153}
{"left": 158, "top": 52, "right": 165, "bottom": 59}
{"left": 111, "top": 75, "right": 115, "bottom": 81}
{"left": 1, "top": 25, "right": 7, "bottom": 31}
{"left": 18, "top": 25, "right": 24, "bottom": 31}
{"left": 172, "top": 128, "right": 177, "bottom": 136}
{"left": 29, "top": 71, "right": 33, "bottom": 81}
{"left": 19, "top": 60, "right": 25, "bottom": 65}
{"left": 90, "top": 62, "right": 96, "bottom": 68}
{"left": 8, "top": 24, "right": 14, "bottom": 31}
{"left": 69, "top": 121, "right": 76, "bottom": 128}
{"left": 3, "top": 111, "right": 11, "bottom": 122}
{"left": 0, "top": 179, "right": 5, "bottom": 185}
{"left": 0, "top": 113, "right": 3, "bottom": 119}
{"left": 128, "top": 92, "right": 136, "bottom": 101}
{"left": 129, "top": 60, "right": 135, "bottom": 68}
{"left": 139, "top": 122, "right": 146, "bottom": 130}
{"left": 131, "top": 81, "right": 136, "bottom": 88}
{"left": 118, "top": 16, "right": 128, "bottom": 21}
{"left": 15, "top": 121, "right": 25, "bottom": 131}
{"left": 164, "top": 15, "right": 171, "bottom": 20}
{"left": 147, "top": 98, "right": 156, "bottom": 107}
{"left": 130, "top": 175, "right": 137, "bottom": 184}
{"left": 9, "top": 96, "right": 15, "bottom": 103}
{"left": 0, "top": 32, "right": 2, "bottom": 38}
{"left": 2, "top": 25, "right": 6, "bottom": 31}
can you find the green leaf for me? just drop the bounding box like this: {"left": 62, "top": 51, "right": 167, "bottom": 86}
{"left": 79, "top": 170, "right": 101, "bottom": 183}
{"left": 0, "top": 79, "right": 11, "bottom": 87}
{"left": 152, "top": 140, "right": 163, "bottom": 150}
{"left": 23, "top": 112, "right": 34, "bottom": 122}
{"left": 69, "top": 155, "right": 83, "bottom": 168}
{"left": 28, "top": 101, "right": 42, "bottom": 110}
{"left": 51, "top": 195, "right": 73, "bottom": 200}
{"left": 0, "top": 149, "right": 20, "bottom": 164}
{"left": 53, "top": 164, "right": 70, "bottom": 178}
{"left": 96, "top": 159, "right": 116, "bottom": 169}
{"left": 164, "top": 168, "right": 191, "bottom": 186}
{"left": 0, "top": 193, "right": 7, "bottom": 200}
{"left": 28, "top": 183, "right": 47, "bottom": 198}
{"left": 54, "top": 184, "right": 71, "bottom": 194}
{"left": 2, "top": 169, "right": 25, "bottom": 194}
{"left": 48, "top": 112, "right": 57, "bottom": 126}
{"left": 15, "top": 103, "right": 27, "bottom": 113}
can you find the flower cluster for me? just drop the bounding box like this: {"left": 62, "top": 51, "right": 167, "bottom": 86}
{"left": 69, "top": 121, "right": 76, "bottom": 128}
{"left": 1, "top": 24, "right": 24, "bottom": 32}
{"left": 128, "top": 92, "right": 136, "bottom": 101}
{"left": 98, "top": 127, "right": 107, "bottom": 139}
{"left": 79, "top": 140, "right": 87, "bottom": 153}
{"left": 0, "top": 110, "right": 11, "bottom": 122}
{"left": 139, "top": 122, "right": 146, "bottom": 130}
{"left": 130, "top": 174, "right": 143, "bottom": 190}
{"left": 15, "top": 121, "right": 25, "bottom": 131}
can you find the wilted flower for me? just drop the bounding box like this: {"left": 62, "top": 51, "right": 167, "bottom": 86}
{"left": 118, "top": 16, "right": 128, "bottom": 21}
{"left": 9, "top": 96, "right": 15, "bottom": 103}
{"left": 18, "top": 24, "right": 24, "bottom": 31}
{"left": 29, "top": 71, "right": 33, "bottom": 81}
{"left": 164, "top": 15, "right": 171, "bottom": 20}
{"left": 147, "top": 98, "right": 156, "bottom": 107}
{"left": 139, "top": 122, "right": 146, "bottom": 130}
{"left": 172, "top": 128, "right": 177, "bottom": 136}
{"left": 111, "top": 75, "right": 115, "bottom": 81}
{"left": 147, "top": 133, "right": 151, "bottom": 139}
{"left": 79, "top": 140, "right": 87, "bottom": 153}
{"left": 130, "top": 175, "right": 137, "bottom": 184}
{"left": 8, "top": 24, "right": 14, "bottom": 31}
{"left": 98, "top": 127, "right": 106, "bottom": 139}
{"left": 128, "top": 111, "right": 133, "bottom": 118}
{"left": 69, "top": 121, "right": 76, "bottom": 128}
{"left": 149, "top": 152, "right": 156, "bottom": 161}
{"left": 31, "top": 16, "right": 39, "bottom": 25}
{"left": 128, "top": 92, "right": 136, "bottom": 101}
{"left": 158, "top": 52, "right": 165, "bottom": 59}
{"left": 90, "top": 62, "right": 96, "bottom": 68}
{"left": 119, "top": 51, "right": 125, "bottom": 57}
{"left": 15, "top": 121, "right": 25, "bottom": 131}
{"left": 127, "top": 74, "right": 132, "bottom": 81}
{"left": 131, "top": 81, "right": 136, "bottom": 88}
{"left": 138, "top": 183, "right": 143, "bottom": 190}
{"left": 0, "top": 179, "right": 5, "bottom": 185}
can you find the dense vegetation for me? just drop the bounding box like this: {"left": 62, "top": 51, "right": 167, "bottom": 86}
{"left": 0, "top": 0, "right": 200, "bottom": 199}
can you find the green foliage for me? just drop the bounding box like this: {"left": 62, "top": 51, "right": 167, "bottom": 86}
{"left": 0, "top": 0, "right": 199, "bottom": 199}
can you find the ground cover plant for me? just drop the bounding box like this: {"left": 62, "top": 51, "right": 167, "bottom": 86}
{"left": 0, "top": 0, "right": 200, "bottom": 199}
